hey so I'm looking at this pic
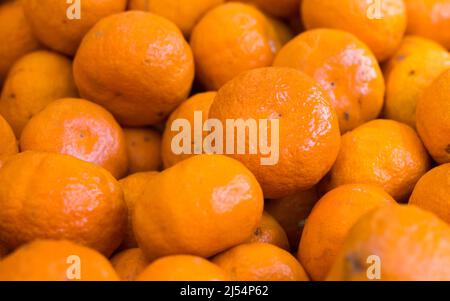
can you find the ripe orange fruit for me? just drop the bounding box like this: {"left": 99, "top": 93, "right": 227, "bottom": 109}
{"left": 321, "top": 119, "right": 431, "bottom": 201}
{"left": 409, "top": 164, "right": 450, "bottom": 224}
{"left": 118, "top": 171, "right": 159, "bottom": 250}
{"left": 0, "top": 151, "right": 127, "bottom": 256}
{"left": 23, "top": 0, "right": 127, "bottom": 55}
{"left": 161, "top": 92, "right": 216, "bottom": 168}
{"left": 110, "top": 248, "right": 150, "bottom": 281}
{"left": 384, "top": 36, "right": 450, "bottom": 128}
{"left": 298, "top": 184, "right": 395, "bottom": 280}
{"left": 245, "top": 212, "right": 290, "bottom": 251}
{"left": 128, "top": 0, "right": 224, "bottom": 37}
{"left": 20, "top": 98, "right": 128, "bottom": 179}
{"left": 229, "top": 0, "right": 301, "bottom": 18}
{"left": 190, "top": 3, "right": 281, "bottom": 90}
{"left": 209, "top": 67, "right": 341, "bottom": 199}
{"left": 404, "top": 0, "right": 450, "bottom": 50}
{"left": 327, "top": 205, "right": 450, "bottom": 281}
{"left": 416, "top": 69, "right": 450, "bottom": 164}
{"left": 0, "top": 240, "right": 119, "bottom": 281}
{"left": 133, "top": 155, "right": 264, "bottom": 259}
{"left": 301, "top": 0, "right": 407, "bottom": 61}
{"left": 73, "top": 11, "right": 194, "bottom": 126}
{"left": 0, "top": 0, "right": 40, "bottom": 85}
{"left": 124, "top": 128, "right": 162, "bottom": 174}
{"left": 0, "top": 50, "right": 78, "bottom": 137}
{"left": 383, "top": 35, "right": 449, "bottom": 75}
{"left": 274, "top": 28, "right": 385, "bottom": 133}
{"left": 137, "top": 255, "right": 228, "bottom": 281}
{"left": 0, "top": 114, "right": 18, "bottom": 160}
{"left": 265, "top": 188, "right": 318, "bottom": 250}
{"left": 212, "top": 243, "right": 309, "bottom": 281}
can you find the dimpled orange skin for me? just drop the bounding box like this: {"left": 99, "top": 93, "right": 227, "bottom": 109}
{"left": 321, "top": 119, "right": 431, "bottom": 201}
{"left": 137, "top": 255, "right": 228, "bottom": 281}
{"left": 162, "top": 92, "right": 216, "bottom": 168}
{"left": 274, "top": 29, "right": 385, "bottom": 133}
{"left": 409, "top": 164, "right": 450, "bottom": 224}
{"left": 110, "top": 248, "right": 150, "bottom": 281}
{"left": 0, "top": 50, "right": 78, "bottom": 137}
{"left": 327, "top": 205, "right": 450, "bottom": 281}
{"left": 190, "top": 3, "right": 281, "bottom": 90}
{"left": 0, "top": 240, "right": 119, "bottom": 281}
{"left": 229, "top": 0, "right": 301, "bottom": 18}
{"left": 118, "top": 172, "right": 159, "bottom": 250}
{"left": 405, "top": 0, "right": 450, "bottom": 50}
{"left": 416, "top": 69, "right": 450, "bottom": 164}
{"left": 212, "top": 243, "right": 309, "bottom": 281}
{"left": 128, "top": 0, "right": 224, "bottom": 37}
{"left": 265, "top": 188, "right": 318, "bottom": 250}
{"left": 384, "top": 36, "right": 450, "bottom": 128}
{"left": 133, "top": 155, "right": 264, "bottom": 260}
{"left": 209, "top": 67, "right": 341, "bottom": 199}
{"left": 124, "top": 128, "right": 162, "bottom": 174}
{"left": 298, "top": 184, "right": 395, "bottom": 281}
{"left": 73, "top": 11, "right": 194, "bottom": 126}
{"left": 20, "top": 98, "right": 128, "bottom": 179}
{"left": 0, "top": 151, "right": 127, "bottom": 257}
{"left": 245, "top": 212, "right": 290, "bottom": 251}
{"left": 0, "top": 114, "right": 18, "bottom": 159}
{"left": 0, "top": 0, "right": 40, "bottom": 85}
{"left": 301, "top": 0, "right": 407, "bottom": 62}
{"left": 23, "top": 0, "right": 127, "bottom": 56}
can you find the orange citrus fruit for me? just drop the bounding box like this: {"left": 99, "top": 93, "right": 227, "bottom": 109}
{"left": 23, "top": 0, "right": 127, "bottom": 55}
{"left": 213, "top": 242, "right": 309, "bottom": 281}
{"left": 110, "top": 248, "right": 150, "bottom": 281}
{"left": 298, "top": 184, "right": 395, "bottom": 280}
{"left": 20, "top": 98, "right": 128, "bottom": 179}
{"left": 274, "top": 28, "right": 385, "bottom": 132}
{"left": 73, "top": 11, "right": 194, "bottom": 126}
{"left": 0, "top": 50, "right": 78, "bottom": 137}
{"left": 0, "top": 151, "right": 127, "bottom": 256}
{"left": 162, "top": 92, "right": 216, "bottom": 168}
{"left": 118, "top": 171, "right": 159, "bottom": 250}
{"left": 133, "top": 154, "right": 264, "bottom": 259}
{"left": 265, "top": 188, "right": 318, "bottom": 250}
{"left": 404, "top": 0, "right": 450, "bottom": 49}
{"left": 0, "top": 0, "right": 40, "bottom": 85}
{"left": 416, "top": 69, "right": 450, "bottom": 164}
{"left": 384, "top": 36, "right": 450, "bottom": 128}
{"left": 136, "top": 255, "right": 228, "bottom": 281}
{"left": 327, "top": 205, "right": 450, "bottom": 281}
{"left": 0, "top": 240, "right": 119, "bottom": 281}
{"left": 209, "top": 66, "right": 341, "bottom": 199}
{"left": 409, "top": 164, "right": 450, "bottom": 224}
{"left": 124, "top": 128, "right": 162, "bottom": 174}
{"left": 321, "top": 119, "right": 431, "bottom": 201}
{"left": 190, "top": 3, "right": 281, "bottom": 90}
{"left": 301, "top": 0, "right": 407, "bottom": 61}
{"left": 245, "top": 211, "right": 290, "bottom": 251}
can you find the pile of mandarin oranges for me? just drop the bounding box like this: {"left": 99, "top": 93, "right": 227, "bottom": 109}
{"left": 0, "top": 0, "right": 449, "bottom": 281}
